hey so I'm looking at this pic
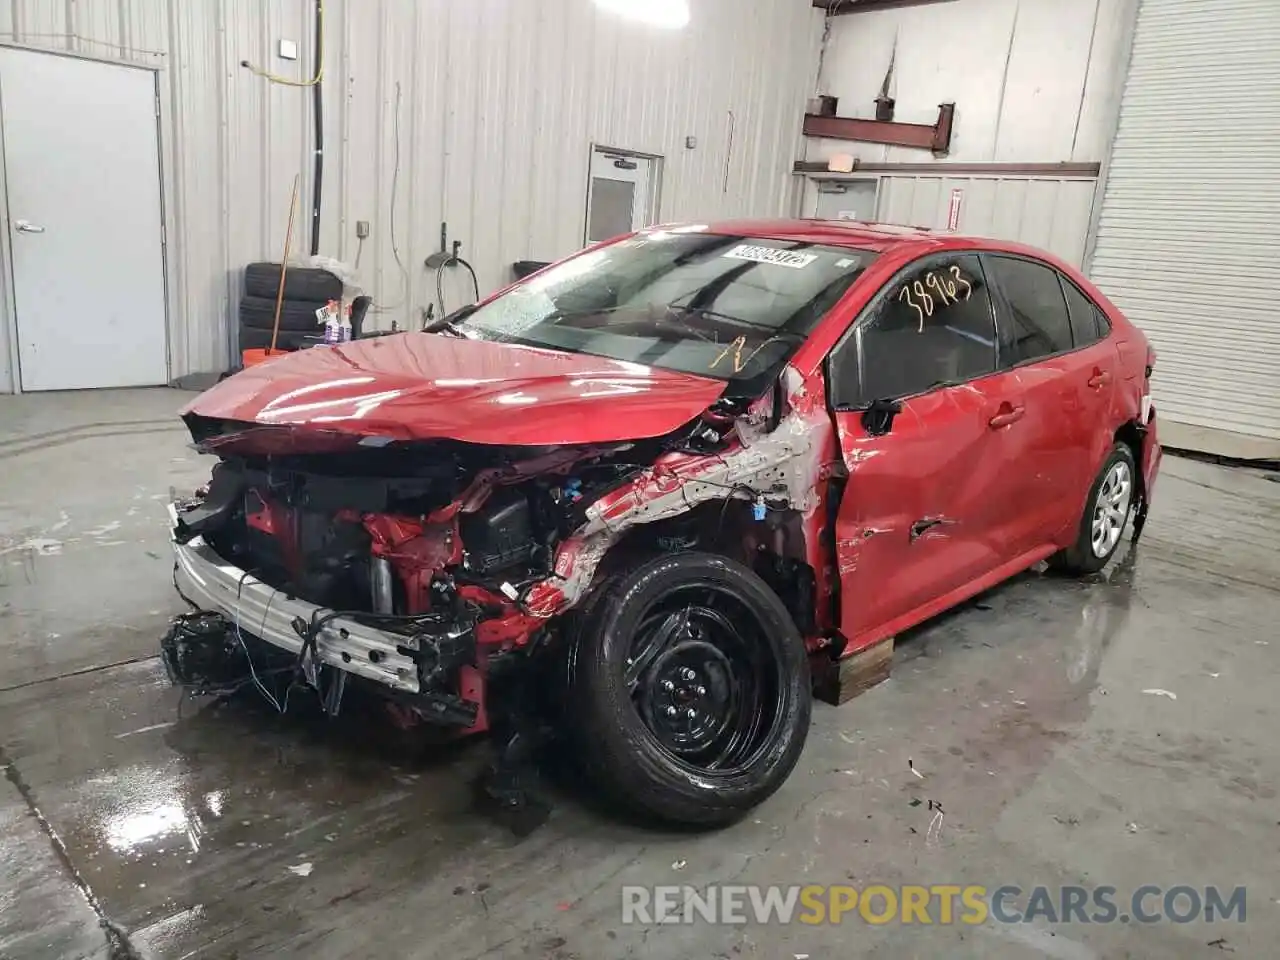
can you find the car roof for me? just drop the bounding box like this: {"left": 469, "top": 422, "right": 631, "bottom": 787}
{"left": 654, "top": 218, "right": 1037, "bottom": 258}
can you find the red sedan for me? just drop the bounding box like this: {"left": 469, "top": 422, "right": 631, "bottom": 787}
{"left": 166, "top": 220, "right": 1161, "bottom": 827}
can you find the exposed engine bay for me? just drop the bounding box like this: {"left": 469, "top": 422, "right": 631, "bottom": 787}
{"left": 164, "top": 378, "right": 834, "bottom": 737}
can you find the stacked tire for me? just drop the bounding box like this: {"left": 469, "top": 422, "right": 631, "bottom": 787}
{"left": 238, "top": 262, "right": 344, "bottom": 353}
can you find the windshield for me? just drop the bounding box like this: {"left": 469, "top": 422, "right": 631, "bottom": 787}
{"left": 451, "top": 231, "right": 877, "bottom": 397}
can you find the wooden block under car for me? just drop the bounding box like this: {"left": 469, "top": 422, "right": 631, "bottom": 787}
{"left": 813, "top": 636, "right": 894, "bottom": 705}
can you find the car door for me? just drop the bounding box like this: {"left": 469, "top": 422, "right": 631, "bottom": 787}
{"left": 983, "top": 255, "right": 1118, "bottom": 549}
{"left": 827, "top": 253, "right": 1029, "bottom": 648}
{"left": 1060, "top": 274, "right": 1121, "bottom": 479}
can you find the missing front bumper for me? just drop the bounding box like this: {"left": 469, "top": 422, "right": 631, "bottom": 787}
{"left": 168, "top": 505, "right": 478, "bottom": 724}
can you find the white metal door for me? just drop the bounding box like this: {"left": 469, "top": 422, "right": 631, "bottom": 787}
{"left": 813, "top": 180, "right": 878, "bottom": 222}
{"left": 1088, "top": 0, "right": 1280, "bottom": 453}
{"left": 586, "top": 149, "right": 656, "bottom": 244}
{"left": 1, "top": 47, "right": 167, "bottom": 391}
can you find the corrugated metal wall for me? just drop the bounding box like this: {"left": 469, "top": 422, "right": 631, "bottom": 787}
{"left": 809, "top": 0, "right": 1137, "bottom": 165}
{"left": 1088, "top": 0, "right": 1280, "bottom": 457}
{"left": 0, "top": 0, "right": 821, "bottom": 386}
{"left": 792, "top": 0, "right": 1141, "bottom": 298}
{"left": 877, "top": 175, "right": 1099, "bottom": 267}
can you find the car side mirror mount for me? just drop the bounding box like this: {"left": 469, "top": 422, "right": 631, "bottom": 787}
{"left": 861, "top": 397, "right": 903, "bottom": 437}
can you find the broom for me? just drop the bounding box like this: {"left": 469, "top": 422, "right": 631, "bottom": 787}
{"left": 268, "top": 173, "right": 302, "bottom": 354}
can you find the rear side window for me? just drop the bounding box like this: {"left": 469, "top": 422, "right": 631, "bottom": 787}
{"left": 835, "top": 254, "right": 996, "bottom": 405}
{"left": 1094, "top": 305, "right": 1112, "bottom": 338}
{"left": 986, "top": 256, "right": 1073, "bottom": 364}
{"left": 1062, "top": 278, "right": 1107, "bottom": 347}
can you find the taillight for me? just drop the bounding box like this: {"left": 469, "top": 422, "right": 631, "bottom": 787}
{"left": 1144, "top": 345, "right": 1156, "bottom": 380}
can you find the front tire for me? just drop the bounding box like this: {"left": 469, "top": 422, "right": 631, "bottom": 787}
{"left": 1052, "top": 443, "right": 1137, "bottom": 575}
{"left": 567, "top": 552, "right": 811, "bottom": 827}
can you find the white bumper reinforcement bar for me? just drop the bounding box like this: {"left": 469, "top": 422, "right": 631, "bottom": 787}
{"left": 169, "top": 505, "right": 422, "bottom": 694}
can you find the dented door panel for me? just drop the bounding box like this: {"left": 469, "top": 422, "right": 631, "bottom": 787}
{"left": 832, "top": 374, "right": 1023, "bottom": 650}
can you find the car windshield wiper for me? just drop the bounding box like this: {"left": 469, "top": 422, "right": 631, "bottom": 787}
{"left": 423, "top": 304, "right": 479, "bottom": 336}
{"left": 672, "top": 304, "right": 779, "bottom": 334}
{"left": 543, "top": 305, "right": 633, "bottom": 324}
{"left": 424, "top": 319, "right": 470, "bottom": 338}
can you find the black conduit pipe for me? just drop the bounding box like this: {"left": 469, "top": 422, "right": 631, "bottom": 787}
{"left": 309, "top": 0, "right": 323, "bottom": 256}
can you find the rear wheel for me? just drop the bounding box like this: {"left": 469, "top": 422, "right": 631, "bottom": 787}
{"left": 1051, "top": 443, "right": 1136, "bottom": 575}
{"left": 567, "top": 552, "right": 811, "bottom": 827}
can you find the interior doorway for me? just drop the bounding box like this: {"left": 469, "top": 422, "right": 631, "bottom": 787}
{"left": 585, "top": 147, "right": 662, "bottom": 244}
{"left": 1, "top": 47, "right": 168, "bottom": 391}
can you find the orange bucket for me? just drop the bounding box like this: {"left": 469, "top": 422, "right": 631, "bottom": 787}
{"left": 241, "top": 348, "right": 291, "bottom": 368}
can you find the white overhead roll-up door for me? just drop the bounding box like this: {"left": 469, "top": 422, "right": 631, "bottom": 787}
{"left": 1088, "top": 0, "right": 1280, "bottom": 459}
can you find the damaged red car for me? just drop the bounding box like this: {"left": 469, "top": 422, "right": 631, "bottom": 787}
{"left": 165, "top": 220, "right": 1161, "bottom": 827}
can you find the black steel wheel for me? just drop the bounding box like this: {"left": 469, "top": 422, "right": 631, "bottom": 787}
{"left": 567, "top": 552, "right": 811, "bottom": 827}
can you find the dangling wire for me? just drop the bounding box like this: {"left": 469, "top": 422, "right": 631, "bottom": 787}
{"left": 370, "top": 81, "right": 411, "bottom": 316}
{"left": 240, "top": 0, "right": 325, "bottom": 87}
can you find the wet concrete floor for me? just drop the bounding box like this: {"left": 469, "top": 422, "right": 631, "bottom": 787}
{"left": 1, "top": 388, "right": 1277, "bottom": 959}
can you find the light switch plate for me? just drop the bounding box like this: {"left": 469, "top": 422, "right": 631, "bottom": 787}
{"left": 278, "top": 39, "right": 298, "bottom": 61}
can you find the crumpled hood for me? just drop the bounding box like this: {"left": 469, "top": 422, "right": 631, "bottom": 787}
{"left": 184, "top": 333, "right": 727, "bottom": 446}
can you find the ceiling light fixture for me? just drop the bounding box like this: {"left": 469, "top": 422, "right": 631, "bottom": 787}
{"left": 592, "top": 0, "right": 690, "bottom": 30}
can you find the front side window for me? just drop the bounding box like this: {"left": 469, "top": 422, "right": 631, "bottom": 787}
{"left": 986, "top": 256, "right": 1074, "bottom": 364}
{"left": 834, "top": 254, "right": 996, "bottom": 406}
{"left": 450, "top": 231, "right": 876, "bottom": 398}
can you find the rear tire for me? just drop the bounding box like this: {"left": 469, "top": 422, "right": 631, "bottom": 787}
{"left": 1050, "top": 443, "right": 1137, "bottom": 575}
{"left": 567, "top": 552, "right": 811, "bottom": 827}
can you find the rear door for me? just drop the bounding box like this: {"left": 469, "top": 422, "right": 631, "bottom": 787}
{"left": 828, "top": 253, "right": 1027, "bottom": 647}
{"left": 983, "top": 256, "right": 1119, "bottom": 548}
{"left": 1060, "top": 275, "right": 1121, "bottom": 476}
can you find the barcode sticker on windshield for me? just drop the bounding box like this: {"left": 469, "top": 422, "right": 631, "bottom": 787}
{"left": 723, "top": 245, "right": 818, "bottom": 269}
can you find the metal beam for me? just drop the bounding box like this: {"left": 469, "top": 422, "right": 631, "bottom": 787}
{"left": 803, "top": 104, "right": 954, "bottom": 154}
{"left": 813, "top": 0, "right": 966, "bottom": 14}
{"left": 793, "top": 160, "right": 1103, "bottom": 177}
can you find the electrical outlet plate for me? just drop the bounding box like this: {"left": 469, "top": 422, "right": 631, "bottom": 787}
{"left": 355, "top": 220, "right": 370, "bottom": 239}
{"left": 278, "top": 39, "right": 298, "bottom": 61}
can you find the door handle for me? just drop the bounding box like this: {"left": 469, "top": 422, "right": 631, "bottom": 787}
{"left": 988, "top": 405, "right": 1025, "bottom": 429}
{"left": 14, "top": 219, "right": 45, "bottom": 234}
{"left": 1088, "top": 370, "right": 1112, "bottom": 389}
